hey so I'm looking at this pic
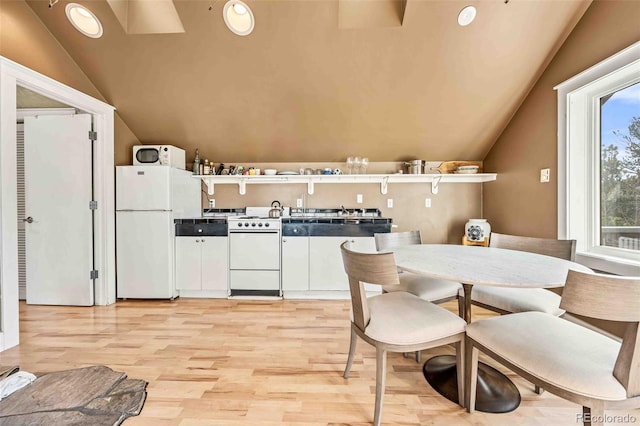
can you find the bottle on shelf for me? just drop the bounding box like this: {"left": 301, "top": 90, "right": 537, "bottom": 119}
{"left": 203, "top": 159, "right": 210, "bottom": 175}
{"left": 209, "top": 162, "right": 216, "bottom": 175}
{"left": 192, "top": 149, "right": 200, "bottom": 174}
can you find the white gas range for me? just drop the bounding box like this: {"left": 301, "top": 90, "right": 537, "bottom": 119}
{"left": 227, "top": 207, "right": 285, "bottom": 297}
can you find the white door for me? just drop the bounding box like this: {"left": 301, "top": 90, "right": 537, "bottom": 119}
{"left": 201, "top": 237, "right": 228, "bottom": 291}
{"left": 24, "top": 114, "right": 94, "bottom": 306}
{"left": 228, "top": 232, "right": 280, "bottom": 270}
{"left": 116, "top": 211, "right": 174, "bottom": 299}
{"left": 282, "top": 236, "right": 309, "bottom": 291}
{"left": 309, "top": 237, "right": 351, "bottom": 291}
{"left": 115, "top": 166, "right": 171, "bottom": 211}
{"left": 176, "top": 237, "right": 202, "bottom": 290}
{"left": 309, "top": 236, "right": 377, "bottom": 291}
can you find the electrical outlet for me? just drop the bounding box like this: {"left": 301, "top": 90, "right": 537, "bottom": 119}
{"left": 356, "top": 194, "right": 363, "bottom": 204}
{"left": 425, "top": 198, "right": 431, "bottom": 208}
{"left": 387, "top": 199, "right": 393, "bottom": 208}
{"left": 208, "top": 199, "right": 215, "bottom": 208}
{"left": 540, "top": 168, "right": 550, "bottom": 183}
{"left": 296, "top": 198, "right": 303, "bottom": 208}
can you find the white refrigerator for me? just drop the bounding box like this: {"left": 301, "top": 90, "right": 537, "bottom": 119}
{"left": 116, "top": 166, "right": 201, "bottom": 299}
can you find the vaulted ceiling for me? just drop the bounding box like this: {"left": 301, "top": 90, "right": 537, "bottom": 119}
{"left": 26, "top": 0, "right": 590, "bottom": 162}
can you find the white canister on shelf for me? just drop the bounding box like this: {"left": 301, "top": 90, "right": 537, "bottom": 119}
{"left": 465, "top": 219, "right": 491, "bottom": 242}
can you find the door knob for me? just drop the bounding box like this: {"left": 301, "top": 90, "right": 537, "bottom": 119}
{"left": 23, "top": 217, "right": 34, "bottom": 223}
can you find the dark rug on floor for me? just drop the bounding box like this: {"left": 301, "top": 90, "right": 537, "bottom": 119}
{"left": 0, "top": 365, "right": 147, "bottom": 426}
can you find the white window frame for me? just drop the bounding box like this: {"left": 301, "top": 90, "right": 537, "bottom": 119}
{"left": 556, "top": 41, "right": 640, "bottom": 276}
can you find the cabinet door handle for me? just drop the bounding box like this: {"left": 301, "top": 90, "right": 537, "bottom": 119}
{"left": 196, "top": 239, "right": 200, "bottom": 243}
{"left": 201, "top": 239, "right": 205, "bottom": 243}
{"left": 282, "top": 238, "right": 287, "bottom": 243}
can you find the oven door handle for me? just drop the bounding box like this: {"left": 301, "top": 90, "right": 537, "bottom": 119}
{"left": 229, "top": 231, "right": 280, "bottom": 235}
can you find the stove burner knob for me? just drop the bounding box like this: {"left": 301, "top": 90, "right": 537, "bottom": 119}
{"left": 237, "top": 223, "right": 242, "bottom": 227}
{"left": 258, "top": 223, "right": 263, "bottom": 227}
{"left": 265, "top": 222, "right": 270, "bottom": 227}
{"left": 251, "top": 223, "right": 257, "bottom": 227}
{"left": 244, "top": 222, "right": 249, "bottom": 227}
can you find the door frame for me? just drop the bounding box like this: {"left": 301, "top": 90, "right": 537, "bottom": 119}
{"left": 0, "top": 56, "right": 116, "bottom": 351}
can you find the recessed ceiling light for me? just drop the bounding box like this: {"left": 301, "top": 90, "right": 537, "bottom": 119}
{"left": 232, "top": 3, "right": 247, "bottom": 15}
{"left": 65, "top": 3, "right": 103, "bottom": 38}
{"left": 223, "top": 0, "right": 254, "bottom": 36}
{"left": 457, "top": 5, "right": 477, "bottom": 27}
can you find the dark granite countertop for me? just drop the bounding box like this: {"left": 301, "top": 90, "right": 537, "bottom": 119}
{"left": 175, "top": 218, "right": 227, "bottom": 236}
{"left": 282, "top": 217, "right": 392, "bottom": 224}
{"left": 282, "top": 218, "right": 392, "bottom": 237}
{"left": 175, "top": 208, "right": 392, "bottom": 237}
{"left": 175, "top": 218, "right": 227, "bottom": 224}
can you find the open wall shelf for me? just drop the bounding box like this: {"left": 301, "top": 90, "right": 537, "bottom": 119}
{"left": 193, "top": 173, "right": 497, "bottom": 195}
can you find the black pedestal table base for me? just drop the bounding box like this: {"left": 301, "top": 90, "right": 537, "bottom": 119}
{"left": 423, "top": 355, "right": 521, "bottom": 413}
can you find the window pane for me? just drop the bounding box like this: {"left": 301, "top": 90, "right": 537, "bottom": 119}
{"left": 600, "top": 82, "right": 640, "bottom": 251}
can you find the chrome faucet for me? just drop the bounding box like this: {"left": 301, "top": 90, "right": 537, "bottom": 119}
{"left": 340, "top": 205, "right": 349, "bottom": 215}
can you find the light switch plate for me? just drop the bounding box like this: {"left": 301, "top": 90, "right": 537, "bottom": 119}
{"left": 296, "top": 198, "right": 303, "bottom": 208}
{"left": 387, "top": 199, "right": 393, "bottom": 208}
{"left": 540, "top": 168, "right": 550, "bottom": 183}
{"left": 425, "top": 198, "right": 431, "bottom": 208}
{"left": 209, "top": 199, "right": 215, "bottom": 208}
{"left": 357, "top": 194, "right": 363, "bottom": 204}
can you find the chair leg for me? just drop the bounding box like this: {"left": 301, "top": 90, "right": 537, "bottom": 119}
{"left": 582, "top": 405, "right": 605, "bottom": 426}
{"left": 583, "top": 406, "right": 591, "bottom": 426}
{"left": 415, "top": 351, "right": 421, "bottom": 363}
{"left": 343, "top": 327, "right": 357, "bottom": 379}
{"left": 373, "top": 347, "right": 387, "bottom": 426}
{"left": 457, "top": 296, "right": 465, "bottom": 319}
{"left": 464, "top": 337, "right": 478, "bottom": 413}
{"left": 455, "top": 338, "right": 465, "bottom": 407}
{"left": 534, "top": 385, "right": 544, "bottom": 395}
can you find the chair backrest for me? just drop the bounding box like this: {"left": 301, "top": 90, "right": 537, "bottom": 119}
{"left": 560, "top": 270, "right": 640, "bottom": 397}
{"left": 489, "top": 232, "right": 576, "bottom": 261}
{"left": 340, "top": 241, "right": 400, "bottom": 331}
{"left": 374, "top": 230, "right": 422, "bottom": 251}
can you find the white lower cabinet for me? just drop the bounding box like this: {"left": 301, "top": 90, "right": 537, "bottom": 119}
{"left": 282, "top": 236, "right": 310, "bottom": 291}
{"left": 308, "top": 236, "right": 376, "bottom": 291}
{"left": 176, "top": 236, "right": 228, "bottom": 297}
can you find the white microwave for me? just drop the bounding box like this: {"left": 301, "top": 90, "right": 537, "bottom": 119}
{"left": 132, "top": 145, "right": 185, "bottom": 169}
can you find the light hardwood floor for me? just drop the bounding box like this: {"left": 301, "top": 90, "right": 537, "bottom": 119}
{"left": 1, "top": 299, "right": 638, "bottom": 425}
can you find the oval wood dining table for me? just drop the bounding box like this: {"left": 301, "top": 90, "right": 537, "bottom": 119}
{"left": 391, "top": 244, "right": 593, "bottom": 413}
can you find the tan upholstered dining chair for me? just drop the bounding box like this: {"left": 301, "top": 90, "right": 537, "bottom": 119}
{"left": 375, "top": 231, "right": 463, "bottom": 305}
{"left": 374, "top": 231, "right": 463, "bottom": 363}
{"left": 340, "top": 241, "right": 466, "bottom": 426}
{"left": 460, "top": 232, "right": 576, "bottom": 318}
{"left": 458, "top": 232, "right": 577, "bottom": 394}
{"left": 465, "top": 270, "right": 640, "bottom": 425}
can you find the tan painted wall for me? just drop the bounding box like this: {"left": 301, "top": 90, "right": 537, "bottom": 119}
{"left": 483, "top": 0, "right": 640, "bottom": 238}
{"left": 0, "top": 1, "right": 481, "bottom": 240}
{"left": 25, "top": 0, "right": 589, "bottom": 167}
{"left": 0, "top": 0, "right": 139, "bottom": 153}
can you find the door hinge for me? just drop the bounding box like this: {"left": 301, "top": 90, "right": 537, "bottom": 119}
{"left": 89, "top": 200, "right": 98, "bottom": 210}
{"left": 88, "top": 131, "right": 97, "bottom": 141}
{"left": 90, "top": 270, "right": 99, "bottom": 280}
